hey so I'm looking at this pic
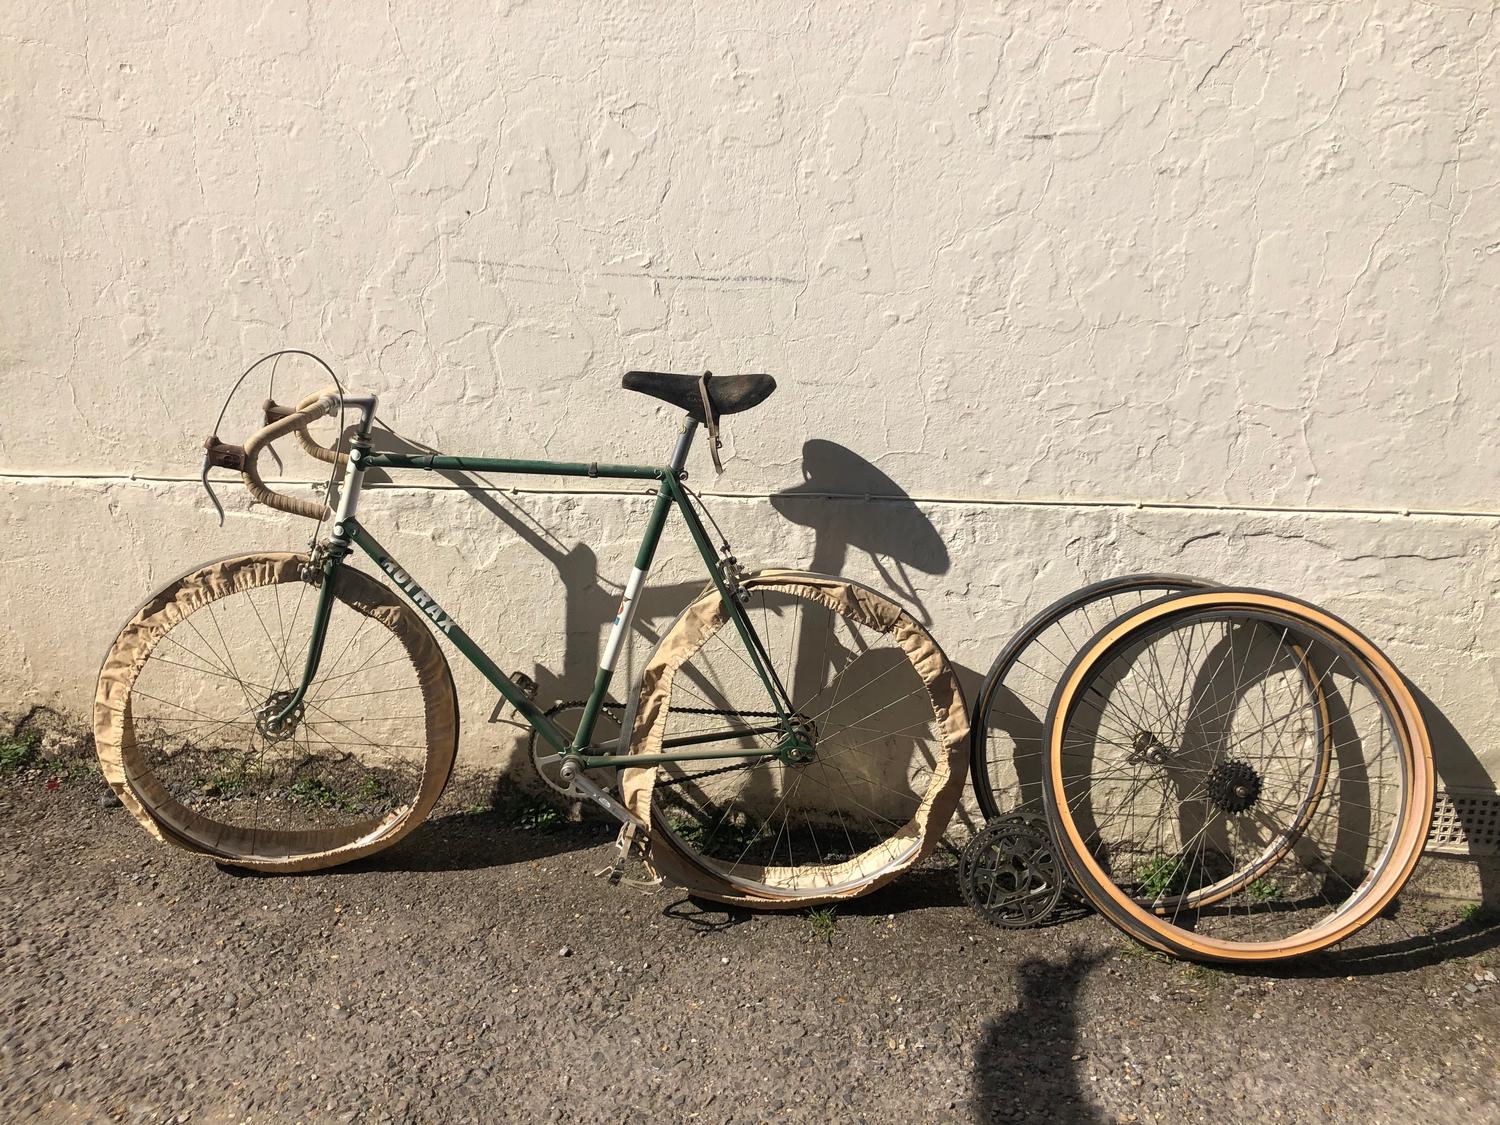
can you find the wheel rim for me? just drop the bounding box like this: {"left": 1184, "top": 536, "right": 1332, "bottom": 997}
{"left": 1046, "top": 591, "right": 1432, "bottom": 960}
{"left": 639, "top": 574, "right": 966, "bottom": 899}
{"left": 95, "top": 554, "right": 458, "bottom": 868}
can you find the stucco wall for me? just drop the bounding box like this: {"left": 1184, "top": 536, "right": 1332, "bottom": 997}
{"left": 4, "top": 3, "right": 1499, "bottom": 814}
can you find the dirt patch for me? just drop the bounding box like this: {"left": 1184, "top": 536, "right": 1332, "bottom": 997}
{"left": 0, "top": 747, "right": 1497, "bottom": 1123}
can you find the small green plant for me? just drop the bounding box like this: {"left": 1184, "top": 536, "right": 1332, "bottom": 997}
{"left": 355, "top": 774, "right": 389, "bottom": 807}
{"left": 1117, "top": 940, "right": 1169, "bottom": 964}
{"left": 1181, "top": 960, "right": 1226, "bottom": 984}
{"left": 1136, "top": 856, "right": 1189, "bottom": 899}
{"left": 288, "top": 776, "right": 345, "bottom": 809}
{"left": 806, "top": 906, "right": 838, "bottom": 946}
{"left": 0, "top": 730, "right": 41, "bottom": 775}
{"left": 515, "top": 795, "right": 562, "bottom": 831}
{"left": 205, "top": 772, "right": 246, "bottom": 798}
{"left": 1459, "top": 902, "right": 1499, "bottom": 925}
{"left": 668, "top": 811, "right": 764, "bottom": 857}
{"left": 1247, "top": 877, "right": 1282, "bottom": 903}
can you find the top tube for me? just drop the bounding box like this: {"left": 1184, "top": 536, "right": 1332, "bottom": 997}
{"left": 362, "top": 453, "right": 667, "bottom": 482}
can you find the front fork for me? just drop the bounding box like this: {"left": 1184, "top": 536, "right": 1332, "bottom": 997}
{"left": 257, "top": 540, "right": 350, "bottom": 737}
{"left": 263, "top": 422, "right": 374, "bottom": 733}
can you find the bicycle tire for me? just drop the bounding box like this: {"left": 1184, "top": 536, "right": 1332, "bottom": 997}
{"left": 619, "top": 570, "right": 969, "bottom": 906}
{"left": 94, "top": 552, "right": 459, "bottom": 871}
{"left": 971, "top": 574, "right": 1215, "bottom": 821}
{"left": 1043, "top": 588, "right": 1433, "bottom": 962}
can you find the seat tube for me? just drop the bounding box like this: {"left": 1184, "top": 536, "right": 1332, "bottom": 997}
{"left": 570, "top": 419, "right": 698, "bottom": 751}
{"left": 668, "top": 417, "right": 699, "bottom": 475}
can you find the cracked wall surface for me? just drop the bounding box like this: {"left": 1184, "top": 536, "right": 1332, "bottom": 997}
{"left": 2, "top": 1, "right": 1499, "bottom": 795}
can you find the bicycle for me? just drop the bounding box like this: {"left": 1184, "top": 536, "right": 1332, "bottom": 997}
{"left": 93, "top": 363, "right": 970, "bottom": 907}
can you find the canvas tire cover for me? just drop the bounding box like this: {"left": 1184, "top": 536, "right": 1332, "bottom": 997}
{"left": 93, "top": 552, "right": 458, "bottom": 871}
{"left": 620, "top": 570, "right": 970, "bottom": 908}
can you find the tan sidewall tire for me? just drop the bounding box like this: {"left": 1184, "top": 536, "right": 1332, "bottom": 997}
{"left": 620, "top": 569, "right": 970, "bottom": 908}
{"left": 93, "top": 552, "right": 459, "bottom": 872}
{"left": 1045, "top": 590, "right": 1434, "bottom": 963}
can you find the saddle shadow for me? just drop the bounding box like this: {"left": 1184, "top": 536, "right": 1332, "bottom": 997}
{"left": 769, "top": 439, "right": 951, "bottom": 624}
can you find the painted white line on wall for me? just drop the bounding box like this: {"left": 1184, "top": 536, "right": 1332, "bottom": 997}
{"left": 3, "top": 470, "right": 1500, "bottom": 522}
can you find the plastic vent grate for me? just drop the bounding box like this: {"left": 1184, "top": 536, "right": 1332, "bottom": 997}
{"left": 1426, "top": 790, "right": 1500, "bottom": 856}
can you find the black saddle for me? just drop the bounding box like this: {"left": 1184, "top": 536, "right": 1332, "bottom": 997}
{"left": 622, "top": 370, "right": 776, "bottom": 421}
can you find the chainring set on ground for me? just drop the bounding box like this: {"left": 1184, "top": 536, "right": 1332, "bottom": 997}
{"left": 958, "top": 813, "right": 1068, "bottom": 929}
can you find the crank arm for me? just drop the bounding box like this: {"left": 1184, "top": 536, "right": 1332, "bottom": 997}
{"left": 561, "top": 761, "right": 646, "bottom": 831}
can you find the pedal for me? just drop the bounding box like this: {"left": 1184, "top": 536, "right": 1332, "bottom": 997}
{"left": 508, "top": 671, "right": 538, "bottom": 701}
{"left": 595, "top": 822, "right": 658, "bottom": 890}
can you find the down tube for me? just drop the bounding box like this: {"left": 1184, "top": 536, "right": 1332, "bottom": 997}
{"left": 342, "top": 519, "right": 572, "bottom": 753}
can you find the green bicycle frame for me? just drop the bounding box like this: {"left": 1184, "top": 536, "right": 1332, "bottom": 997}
{"left": 273, "top": 417, "right": 801, "bottom": 774}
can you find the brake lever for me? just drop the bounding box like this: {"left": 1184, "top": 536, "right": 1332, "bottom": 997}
{"left": 201, "top": 435, "right": 248, "bottom": 528}
{"left": 199, "top": 449, "right": 224, "bottom": 526}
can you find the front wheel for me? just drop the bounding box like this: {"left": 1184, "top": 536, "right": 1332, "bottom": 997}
{"left": 620, "top": 570, "right": 970, "bottom": 906}
{"left": 93, "top": 552, "right": 459, "bottom": 871}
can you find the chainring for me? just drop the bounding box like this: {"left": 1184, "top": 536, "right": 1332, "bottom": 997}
{"left": 959, "top": 814, "right": 1066, "bottom": 929}
{"left": 528, "top": 700, "right": 625, "bottom": 796}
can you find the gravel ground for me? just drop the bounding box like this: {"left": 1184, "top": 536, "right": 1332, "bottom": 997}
{"left": 1, "top": 764, "right": 1497, "bottom": 1125}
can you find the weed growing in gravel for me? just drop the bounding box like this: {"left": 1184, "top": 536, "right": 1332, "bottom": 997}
{"left": 288, "top": 776, "right": 346, "bottom": 809}
{"left": 1247, "top": 878, "right": 1283, "bottom": 903}
{"left": 1136, "top": 855, "right": 1189, "bottom": 899}
{"left": 806, "top": 907, "right": 838, "bottom": 945}
{"left": 1460, "top": 902, "right": 1499, "bottom": 925}
{"left": 515, "top": 796, "right": 563, "bottom": 831}
{"left": 0, "top": 730, "right": 41, "bottom": 774}
{"left": 1117, "top": 940, "right": 1170, "bottom": 965}
{"left": 1180, "top": 961, "right": 1226, "bottom": 985}
{"left": 667, "top": 811, "right": 764, "bottom": 857}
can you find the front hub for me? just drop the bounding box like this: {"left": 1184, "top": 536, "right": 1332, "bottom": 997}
{"left": 255, "top": 689, "right": 305, "bottom": 742}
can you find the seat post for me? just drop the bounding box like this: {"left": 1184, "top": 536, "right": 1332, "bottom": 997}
{"left": 668, "top": 418, "right": 699, "bottom": 476}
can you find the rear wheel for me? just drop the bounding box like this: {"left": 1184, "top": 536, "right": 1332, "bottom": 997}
{"left": 1044, "top": 589, "right": 1433, "bottom": 962}
{"left": 620, "top": 571, "right": 969, "bottom": 905}
{"left": 93, "top": 553, "right": 459, "bottom": 870}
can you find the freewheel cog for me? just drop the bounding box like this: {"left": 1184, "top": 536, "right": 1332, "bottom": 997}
{"left": 1205, "top": 759, "right": 1262, "bottom": 815}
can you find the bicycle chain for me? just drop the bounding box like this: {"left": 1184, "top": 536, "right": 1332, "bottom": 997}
{"left": 669, "top": 705, "right": 783, "bottom": 719}
{"left": 655, "top": 755, "right": 776, "bottom": 788}
{"left": 531, "top": 699, "right": 784, "bottom": 793}
{"left": 653, "top": 704, "right": 784, "bottom": 786}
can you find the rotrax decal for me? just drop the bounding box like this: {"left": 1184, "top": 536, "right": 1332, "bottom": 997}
{"left": 378, "top": 557, "right": 455, "bottom": 634}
